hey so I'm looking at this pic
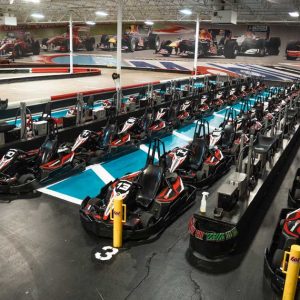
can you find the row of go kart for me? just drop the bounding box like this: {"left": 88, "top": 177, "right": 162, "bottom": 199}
{"left": 0, "top": 79, "right": 263, "bottom": 195}
{"left": 79, "top": 83, "right": 296, "bottom": 240}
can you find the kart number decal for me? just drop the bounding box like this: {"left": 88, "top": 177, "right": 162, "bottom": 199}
{"left": 175, "top": 148, "right": 188, "bottom": 157}
{"left": 94, "top": 246, "right": 119, "bottom": 261}
{"left": 4, "top": 150, "right": 17, "bottom": 159}
{"left": 116, "top": 181, "right": 131, "bottom": 193}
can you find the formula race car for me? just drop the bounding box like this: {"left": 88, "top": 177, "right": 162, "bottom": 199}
{"left": 286, "top": 40, "right": 300, "bottom": 60}
{"left": 42, "top": 26, "right": 95, "bottom": 52}
{"left": 159, "top": 29, "right": 238, "bottom": 59}
{"left": 80, "top": 139, "right": 197, "bottom": 240}
{"left": 0, "top": 32, "right": 40, "bottom": 58}
{"left": 233, "top": 31, "right": 281, "bottom": 56}
{"left": 100, "top": 24, "right": 160, "bottom": 52}
{"left": 264, "top": 208, "right": 300, "bottom": 293}
{"left": 0, "top": 121, "right": 85, "bottom": 194}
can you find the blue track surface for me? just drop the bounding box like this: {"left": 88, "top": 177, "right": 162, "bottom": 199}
{"left": 41, "top": 88, "right": 277, "bottom": 204}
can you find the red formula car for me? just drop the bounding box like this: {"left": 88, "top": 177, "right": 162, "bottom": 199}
{"left": 0, "top": 32, "right": 40, "bottom": 58}
{"left": 42, "top": 27, "right": 95, "bottom": 52}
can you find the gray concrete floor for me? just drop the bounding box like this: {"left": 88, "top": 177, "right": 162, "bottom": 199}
{"left": 0, "top": 133, "right": 299, "bottom": 300}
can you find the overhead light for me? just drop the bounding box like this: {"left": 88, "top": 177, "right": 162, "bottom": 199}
{"left": 95, "top": 11, "right": 108, "bottom": 17}
{"left": 86, "top": 21, "right": 96, "bottom": 25}
{"left": 289, "top": 11, "right": 299, "bottom": 17}
{"left": 180, "top": 9, "right": 192, "bottom": 15}
{"left": 24, "top": 0, "right": 40, "bottom": 3}
{"left": 31, "top": 13, "right": 44, "bottom": 19}
{"left": 144, "top": 20, "right": 154, "bottom": 25}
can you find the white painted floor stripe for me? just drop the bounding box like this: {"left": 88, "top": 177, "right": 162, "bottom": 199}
{"left": 89, "top": 164, "right": 115, "bottom": 184}
{"left": 38, "top": 187, "right": 82, "bottom": 205}
{"left": 139, "top": 144, "right": 159, "bottom": 159}
{"left": 172, "top": 131, "right": 193, "bottom": 142}
{"left": 214, "top": 113, "right": 225, "bottom": 118}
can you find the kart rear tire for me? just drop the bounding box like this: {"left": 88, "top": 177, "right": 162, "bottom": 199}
{"left": 18, "top": 173, "right": 35, "bottom": 184}
{"left": 85, "top": 37, "right": 95, "bottom": 51}
{"left": 140, "top": 212, "right": 155, "bottom": 228}
{"left": 272, "top": 249, "right": 284, "bottom": 269}
{"left": 224, "top": 40, "right": 238, "bottom": 59}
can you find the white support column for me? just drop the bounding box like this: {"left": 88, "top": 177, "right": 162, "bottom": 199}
{"left": 69, "top": 13, "right": 74, "bottom": 74}
{"left": 193, "top": 13, "right": 200, "bottom": 77}
{"left": 116, "top": 0, "right": 122, "bottom": 111}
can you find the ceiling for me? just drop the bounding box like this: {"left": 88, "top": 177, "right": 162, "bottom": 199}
{"left": 0, "top": 0, "right": 300, "bottom": 24}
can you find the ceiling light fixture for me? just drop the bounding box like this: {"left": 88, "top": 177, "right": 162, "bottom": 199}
{"left": 31, "top": 13, "right": 44, "bottom": 19}
{"left": 24, "top": 0, "right": 40, "bottom": 3}
{"left": 289, "top": 11, "right": 299, "bottom": 17}
{"left": 95, "top": 11, "right": 108, "bottom": 17}
{"left": 180, "top": 9, "right": 192, "bottom": 15}
{"left": 144, "top": 20, "right": 154, "bottom": 25}
{"left": 86, "top": 21, "right": 96, "bottom": 25}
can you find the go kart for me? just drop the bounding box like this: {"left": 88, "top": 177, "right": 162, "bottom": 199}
{"left": 264, "top": 208, "right": 300, "bottom": 293}
{"left": 80, "top": 139, "right": 197, "bottom": 240}
{"left": 288, "top": 168, "right": 300, "bottom": 208}
{"left": 0, "top": 121, "right": 85, "bottom": 194}
{"left": 167, "top": 119, "right": 233, "bottom": 188}
{"left": 70, "top": 115, "right": 147, "bottom": 164}
{"left": 147, "top": 107, "right": 174, "bottom": 138}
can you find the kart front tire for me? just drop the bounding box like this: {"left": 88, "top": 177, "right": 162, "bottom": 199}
{"left": 32, "top": 40, "right": 40, "bottom": 55}
{"left": 18, "top": 173, "right": 35, "bottom": 184}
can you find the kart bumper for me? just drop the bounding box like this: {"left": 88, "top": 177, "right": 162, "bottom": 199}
{"left": 0, "top": 179, "right": 38, "bottom": 195}
{"left": 286, "top": 50, "right": 300, "bottom": 58}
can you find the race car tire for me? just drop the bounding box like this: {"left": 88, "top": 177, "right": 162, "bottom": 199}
{"left": 272, "top": 249, "right": 284, "bottom": 269}
{"left": 128, "top": 36, "right": 137, "bottom": 52}
{"left": 32, "top": 40, "right": 40, "bottom": 55}
{"left": 14, "top": 45, "right": 23, "bottom": 58}
{"left": 18, "top": 173, "right": 35, "bottom": 184}
{"left": 266, "top": 37, "right": 281, "bottom": 55}
{"left": 139, "top": 211, "right": 155, "bottom": 228}
{"left": 256, "top": 39, "right": 266, "bottom": 57}
{"left": 224, "top": 40, "right": 238, "bottom": 59}
{"left": 160, "top": 40, "right": 173, "bottom": 56}
{"left": 149, "top": 34, "right": 160, "bottom": 52}
{"left": 63, "top": 40, "right": 69, "bottom": 52}
{"left": 85, "top": 38, "right": 95, "bottom": 51}
{"left": 101, "top": 34, "right": 110, "bottom": 44}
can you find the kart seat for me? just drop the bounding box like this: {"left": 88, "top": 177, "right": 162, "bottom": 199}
{"left": 253, "top": 134, "right": 277, "bottom": 155}
{"left": 0, "top": 123, "right": 16, "bottom": 133}
{"left": 40, "top": 136, "right": 58, "bottom": 164}
{"left": 136, "top": 164, "right": 163, "bottom": 208}
{"left": 189, "top": 138, "right": 207, "bottom": 170}
{"left": 221, "top": 124, "right": 235, "bottom": 148}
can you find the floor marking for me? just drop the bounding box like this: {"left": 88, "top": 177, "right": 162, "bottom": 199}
{"left": 172, "top": 131, "right": 193, "bottom": 142}
{"left": 214, "top": 113, "right": 226, "bottom": 118}
{"left": 89, "top": 164, "right": 115, "bottom": 184}
{"left": 38, "top": 187, "right": 82, "bottom": 205}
